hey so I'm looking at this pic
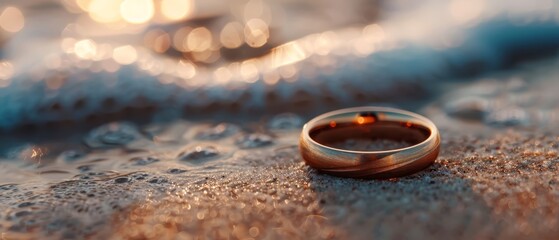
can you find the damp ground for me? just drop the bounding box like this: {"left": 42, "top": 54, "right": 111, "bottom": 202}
{"left": 1, "top": 59, "right": 559, "bottom": 239}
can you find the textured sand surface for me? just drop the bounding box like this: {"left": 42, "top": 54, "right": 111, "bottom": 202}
{"left": 1, "top": 60, "right": 559, "bottom": 239}
{"left": 1, "top": 124, "right": 558, "bottom": 240}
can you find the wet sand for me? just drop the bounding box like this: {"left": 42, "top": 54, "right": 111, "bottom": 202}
{"left": 1, "top": 59, "right": 559, "bottom": 239}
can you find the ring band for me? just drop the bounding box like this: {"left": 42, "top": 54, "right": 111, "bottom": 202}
{"left": 299, "top": 107, "right": 440, "bottom": 179}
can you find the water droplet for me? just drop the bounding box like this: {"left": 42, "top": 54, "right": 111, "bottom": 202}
{"left": 235, "top": 133, "right": 274, "bottom": 149}
{"left": 130, "top": 172, "right": 150, "bottom": 180}
{"left": 17, "top": 202, "right": 34, "bottom": 208}
{"left": 195, "top": 123, "right": 239, "bottom": 140}
{"left": 462, "top": 80, "right": 502, "bottom": 97}
{"left": 148, "top": 178, "right": 168, "bottom": 184}
{"left": 39, "top": 170, "right": 71, "bottom": 175}
{"left": 268, "top": 113, "right": 303, "bottom": 130}
{"left": 484, "top": 107, "right": 531, "bottom": 127}
{"left": 0, "top": 184, "right": 18, "bottom": 192}
{"left": 6, "top": 144, "right": 47, "bottom": 165}
{"left": 129, "top": 156, "right": 160, "bottom": 166}
{"left": 143, "top": 120, "right": 189, "bottom": 143}
{"left": 114, "top": 177, "right": 130, "bottom": 184}
{"left": 13, "top": 210, "right": 32, "bottom": 218}
{"left": 73, "top": 171, "right": 119, "bottom": 180}
{"left": 77, "top": 165, "right": 93, "bottom": 173}
{"left": 84, "top": 122, "right": 141, "bottom": 148}
{"left": 167, "top": 168, "right": 187, "bottom": 174}
{"left": 121, "top": 148, "right": 148, "bottom": 154}
{"left": 178, "top": 145, "right": 220, "bottom": 162}
{"left": 444, "top": 96, "right": 491, "bottom": 121}
{"left": 58, "top": 150, "right": 86, "bottom": 162}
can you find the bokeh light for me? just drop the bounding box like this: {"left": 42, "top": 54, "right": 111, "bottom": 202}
{"left": 220, "top": 22, "right": 244, "bottom": 49}
{"left": 0, "top": 61, "right": 14, "bottom": 87}
{"left": 187, "top": 27, "right": 212, "bottom": 52}
{"left": 145, "top": 29, "right": 171, "bottom": 53}
{"left": 161, "top": 0, "right": 193, "bottom": 21}
{"left": 172, "top": 27, "right": 191, "bottom": 52}
{"left": 244, "top": 18, "right": 269, "bottom": 48}
{"left": 88, "top": 0, "right": 122, "bottom": 23}
{"left": 176, "top": 60, "right": 196, "bottom": 79}
{"left": 120, "top": 0, "right": 154, "bottom": 24}
{"left": 0, "top": 6, "right": 24, "bottom": 33}
{"left": 214, "top": 67, "right": 232, "bottom": 84}
{"left": 240, "top": 60, "right": 259, "bottom": 82}
{"left": 113, "top": 45, "right": 138, "bottom": 65}
{"left": 74, "top": 39, "right": 98, "bottom": 59}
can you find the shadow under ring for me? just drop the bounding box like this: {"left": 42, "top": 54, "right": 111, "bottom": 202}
{"left": 299, "top": 106, "right": 440, "bottom": 179}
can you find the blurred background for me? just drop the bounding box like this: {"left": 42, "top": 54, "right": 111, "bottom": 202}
{"left": 1, "top": 0, "right": 559, "bottom": 129}
{"left": 0, "top": 0, "right": 381, "bottom": 129}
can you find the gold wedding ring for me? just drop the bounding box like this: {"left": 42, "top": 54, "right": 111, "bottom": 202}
{"left": 299, "top": 107, "right": 440, "bottom": 179}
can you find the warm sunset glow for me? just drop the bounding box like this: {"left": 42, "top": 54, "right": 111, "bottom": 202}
{"left": 88, "top": 0, "right": 122, "bottom": 23}
{"left": 0, "top": 7, "right": 25, "bottom": 33}
{"left": 214, "top": 67, "right": 232, "bottom": 84}
{"left": 76, "top": 0, "right": 93, "bottom": 11}
{"left": 449, "top": 0, "right": 485, "bottom": 25}
{"left": 357, "top": 117, "right": 365, "bottom": 124}
{"left": 187, "top": 27, "right": 212, "bottom": 52}
{"left": 243, "top": 0, "right": 264, "bottom": 21}
{"left": 61, "top": 38, "right": 77, "bottom": 53}
{"left": 191, "top": 50, "right": 218, "bottom": 63}
{"left": 161, "top": 0, "right": 193, "bottom": 20}
{"left": 144, "top": 29, "right": 171, "bottom": 53}
{"left": 240, "top": 60, "right": 259, "bottom": 82}
{"left": 278, "top": 65, "right": 297, "bottom": 80}
{"left": 244, "top": 18, "right": 269, "bottom": 48}
{"left": 270, "top": 41, "right": 307, "bottom": 68}
{"left": 220, "top": 22, "right": 244, "bottom": 49}
{"left": 120, "top": 0, "right": 154, "bottom": 24}
{"left": 74, "top": 39, "right": 98, "bottom": 59}
{"left": 263, "top": 71, "right": 279, "bottom": 85}
{"left": 154, "top": 34, "right": 171, "bottom": 53}
{"left": 176, "top": 60, "right": 196, "bottom": 79}
{"left": 0, "top": 61, "right": 14, "bottom": 86}
{"left": 363, "top": 24, "right": 385, "bottom": 41}
{"left": 356, "top": 116, "right": 376, "bottom": 124}
{"left": 112, "top": 45, "right": 138, "bottom": 65}
{"left": 172, "top": 27, "right": 192, "bottom": 52}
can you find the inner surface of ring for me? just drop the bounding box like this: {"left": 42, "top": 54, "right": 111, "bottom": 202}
{"left": 309, "top": 116, "right": 431, "bottom": 152}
